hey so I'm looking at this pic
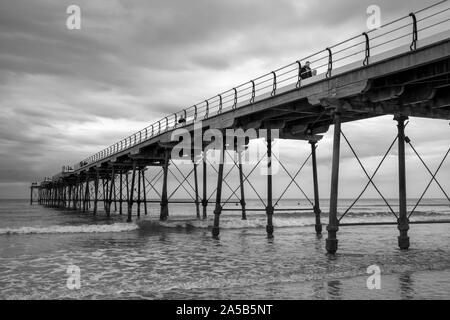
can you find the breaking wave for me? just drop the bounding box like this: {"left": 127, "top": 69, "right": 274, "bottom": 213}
{"left": 140, "top": 217, "right": 314, "bottom": 230}
{"left": 0, "top": 223, "right": 139, "bottom": 235}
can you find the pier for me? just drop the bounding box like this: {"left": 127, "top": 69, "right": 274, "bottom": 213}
{"left": 31, "top": 2, "right": 450, "bottom": 254}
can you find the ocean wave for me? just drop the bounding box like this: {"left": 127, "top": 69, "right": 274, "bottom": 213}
{"left": 0, "top": 223, "right": 139, "bottom": 235}
{"left": 139, "top": 217, "right": 314, "bottom": 230}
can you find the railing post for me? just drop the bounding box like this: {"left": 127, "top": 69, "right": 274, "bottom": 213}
{"left": 395, "top": 115, "right": 410, "bottom": 250}
{"left": 271, "top": 71, "right": 277, "bottom": 96}
{"left": 204, "top": 100, "right": 209, "bottom": 119}
{"left": 296, "top": 61, "right": 302, "bottom": 88}
{"left": 409, "top": 13, "right": 418, "bottom": 51}
{"left": 250, "top": 80, "right": 255, "bottom": 104}
{"left": 218, "top": 94, "right": 223, "bottom": 114}
{"left": 326, "top": 48, "right": 333, "bottom": 78}
{"left": 362, "top": 32, "right": 370, "bottom": 66}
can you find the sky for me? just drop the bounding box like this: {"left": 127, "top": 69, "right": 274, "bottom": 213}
{"left": 0, "top": 0, "right": 449, "bottom": 202}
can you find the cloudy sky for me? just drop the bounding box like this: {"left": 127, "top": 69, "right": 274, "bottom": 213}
{"left": 0, "top": 0, "right": 449, "bottom": 202}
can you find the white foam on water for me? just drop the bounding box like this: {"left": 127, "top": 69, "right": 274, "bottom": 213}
{"left": 152, "top": 217, "right": 313, "bottom": 229}
{"left": 0, "top": 223, "right": 139, "bottom": 235}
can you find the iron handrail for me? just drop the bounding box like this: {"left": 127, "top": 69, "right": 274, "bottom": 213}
{"left": 73, "top": 1, "right": 449, "bottom": 170}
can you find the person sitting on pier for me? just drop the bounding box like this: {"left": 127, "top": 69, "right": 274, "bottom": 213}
{"left": 300, "top": 61, "right": 316, "bottom": 80}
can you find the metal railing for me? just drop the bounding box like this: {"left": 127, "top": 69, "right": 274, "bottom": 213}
{"left": 73, "top": 0, "right": 450, "bottom": 171}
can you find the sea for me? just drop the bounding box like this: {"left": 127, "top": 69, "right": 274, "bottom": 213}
{"left": 0, "top": 198, "right": 449, "bottom": 300}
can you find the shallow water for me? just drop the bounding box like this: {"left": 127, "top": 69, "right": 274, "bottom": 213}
{"left": 0, "top": 199, "right": 449, "bottom": 299}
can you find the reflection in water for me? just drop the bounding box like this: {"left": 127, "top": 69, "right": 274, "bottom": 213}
{"left": 399, "top": 272, "right": 415, "bottom": 299}
{"left": 327, "top": 280, "right": 342, "bottom": 299}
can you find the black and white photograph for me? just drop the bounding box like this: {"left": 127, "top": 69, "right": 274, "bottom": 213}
{"left": 0, "top": 0, "right": 449, "bottom": 307}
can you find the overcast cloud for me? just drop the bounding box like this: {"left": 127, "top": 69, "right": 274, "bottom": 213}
{"left": 0, "top": 0, "right": 448, "bottom": 201}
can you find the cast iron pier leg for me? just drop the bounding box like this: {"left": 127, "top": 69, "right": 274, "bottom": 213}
{"left": 326, "top": 110, "right": 341, "bottom": 254}
{"left": 212, "top": 139, "right": 225, "bottom": 238}
{"left": 266, "top": 129, "right": 274, "bottom": 238}
{"left": 238, "top": 151, "right": 247, "bottom": 220}
{"left": 160, "top": 150, "right": 169, "bottom": 221}
{"left": 395, "top": 115, "right": 410, "bottom": 250}
{"left": 142, "top": 169, "right": 148, "bottom": 216}
{"left": 194, "top": 162, "right": 201, "bottom": 219}
{"left": 127, "top": 162, "right": 136, "bottom": 223}
{"left": 310, "top": 140, "right": 322, "bottom": 235}
{"left": 202, "top": 156, "right": 208, "bottom": 219}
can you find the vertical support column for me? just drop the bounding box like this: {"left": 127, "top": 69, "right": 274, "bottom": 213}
{"left": 101, "top": 178, "right": 105, "bottom": 211}
{"left": 326, "top": 110, "right": 341, "bottom": 254}
{"left": 73, "top": 178, "right": 78, "bottom": 210}
{"left": 107, "top": 166, "right": 115, "bottom": 218}
{"left": 94, "top": 170, "right": 99, "bottom": 215}
{"left": 113, "top": 172, "right": 117, "bottom": 212}
{"left": 83, "top": 176, "right": 89, "bottom": 212}
{"left": 127, "top": 162, "right": 136, "bottom": 223}
{"left": 30, "top": 186, "right": 33, "bottom": 205}
{"left": 160, "top": 150, "right": 170, "bottom": 221}
{"left": 193, "top": 161, "right": 201, "bottom": 219}
{"left": 63, "top": 184, "right": 67, "bottom": 208}
{"left": 202, "top": 154, "right": 208, "bottom": 219}
{"left": 309, "top": 140, "right": 322, "bottom": 235}
{"left": 212, "top": 137, "right": 225, "bottom": 238}
{"left": 137, "top": 167, "right": 141, "bottom": 218}
{"left": 238, "top": 151, "right": 247, "bottom": 220}
{"left": 67, "top": 184, "right": 72, "bottom": 209}
{"left": 79, "top": 179, "right": 83, "bottom": 210}
{"left": 119, "top": 172, "right": 123, "bottom": 215}
{"left": 126, "top": 172, "right": 129, "bottom": 214}
{"left": 266, "top": 129, "right": 274, "bottom": 238}
{"left": 142, "top": 169, "right": 148, "bottom": 216}
{"left": 395, "top": 115, "right": 410, "bottom": 250}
